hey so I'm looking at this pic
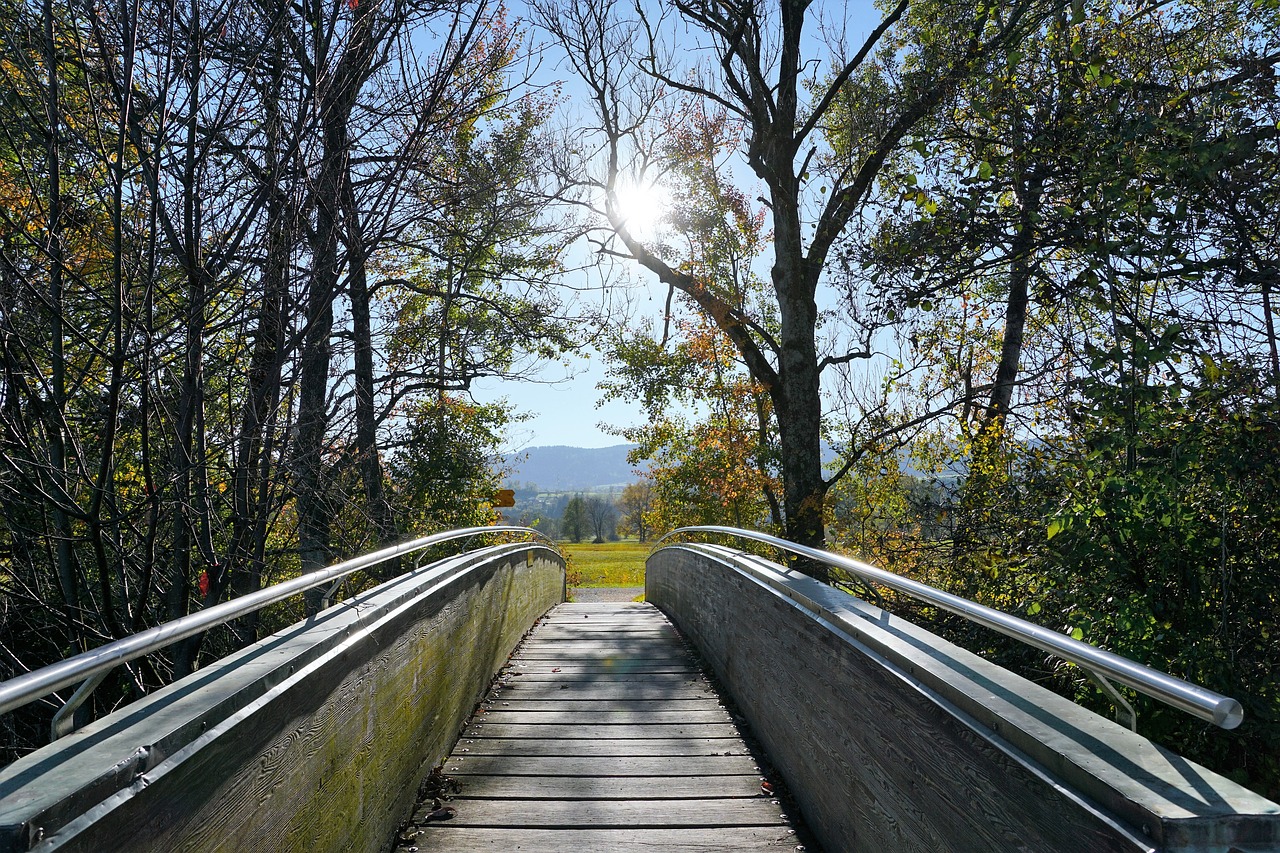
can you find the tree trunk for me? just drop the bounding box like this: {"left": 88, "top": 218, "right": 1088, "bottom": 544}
{"left": 342, "top": 168, "right": 396, "bottom": 547}
{"left": 43, "top": 0, "right": 80, "bottom": 643}
{"left": 296, "top": 120, "right": 343, "bottom": 615}
{"left": 227, "top": 32, "right": 292, "bottom": 643}
{"left": 981, "top": 168, "right": 1042, "bottom": 433}
{"left": 773, "top": 259, "right": 830, "bottom": 581}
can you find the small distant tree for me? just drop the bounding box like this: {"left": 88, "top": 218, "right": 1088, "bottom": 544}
{"left": 386, "top": 397, "right": 512, "bottom": 532}
{"left": 561, "top": 495, "right": 588, "bottom": 543}
{"left": 585, "top": 497, "right": 618, "bottom": 544}
{"left": 617, "top": 482, "right": 654, "bottom": 542}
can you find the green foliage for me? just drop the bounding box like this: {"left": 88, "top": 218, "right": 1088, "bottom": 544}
{"left": 836, "top": 0, "right": 1280, "bottom": 800}
{"left": 1033, "top": 372, "right": 1280, "bottom": 796}
{"left": 616, "top": 481, "right": 654, "bottom": 542}
{"left": 561, "top": 495, "right": 588, "bottom": 543}
{"left": 386, "top": 397, "right": 514, "bottom": 532}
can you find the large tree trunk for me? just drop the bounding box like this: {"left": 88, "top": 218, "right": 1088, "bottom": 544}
{"left": 292, "top": 0, "right": 384, "bottom": 614}
{"left": 43, "top": 0, "right": 81, "bottom": 644}
{"left": 341, "top": 168, "right": 396, "bottom": 548}
{"left": 296, "top": 119, "right": 344, "bottom": 615}
{"left": 772, "top": 203, "right": 830, "bottom": 580}
{"left": 980, "top": 168, "right": 1043, "bottom": 434}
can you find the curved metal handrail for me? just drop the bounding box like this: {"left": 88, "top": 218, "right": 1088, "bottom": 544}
{"left": 0, "top": 526, "right": 557, "bottom": 724}
{"left": 653, "top": 525, "right": 1243, "bottom": 730}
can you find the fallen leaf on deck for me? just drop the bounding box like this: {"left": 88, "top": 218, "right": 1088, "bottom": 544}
{"left": 423, "top": 806, "right": 457, "bottom": 822}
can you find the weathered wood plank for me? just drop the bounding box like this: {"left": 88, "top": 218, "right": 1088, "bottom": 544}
{"left": 418, "top": 797, "right": 788, "bottom": 828}
{"left": 482, "top": 698, "right": 724, "bottom": 712}
{"left": 498, "top": 672, "right": 708, "bottom": 684}
{"left": 546, "top": 603, "right": 653, "bottom": 611}
{"left": 514, "top": 637, "right": 686, "bottom": 650}
{"left": 511, "top": 653, "right": 690, "bottom": 665}
{"left": 474, "top": 709, "right": 732, "bottom": 725}
{"left": 464, "top": 722, "right": 740, "bottom": 740}
{"left": 409, "top": 827, "right": 798, "bottom": 852}
{"left": 538, "top": 616, "right": 668, "bottom": 625}
{"left": 496, "top": 683, "right": 716, "bottom": 700}
{"left": 443, "top": 753, "right": 760, "bottom": 777}
{"left": 531, "top": 625, "right": 670, "bottom": 634}
{"left": 509, "top": 663, "right": 699, "bottom": 674}
{"left": 457, "top": 737, "right": 747, "bottom": 757}
{"left": 449, "top": 774, "right": 764, "bottom": 800}
{"left": 404, "top": 602, "right": 790, "bottom": 853}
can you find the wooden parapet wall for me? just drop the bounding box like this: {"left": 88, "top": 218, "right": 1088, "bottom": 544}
{"left": 646, "top": 544, "right": 1280, "bottom": 853}
{"left": 0, "top": 543, "right": 564, "bottom": 853}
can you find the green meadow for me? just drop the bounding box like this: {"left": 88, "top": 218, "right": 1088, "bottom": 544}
{"left": 560, "top": 540, "right": 648, "bottom": 587}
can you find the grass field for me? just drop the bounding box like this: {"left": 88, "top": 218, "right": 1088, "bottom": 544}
{"left": 560, "top": 540, "right": 648, "bottom": 587}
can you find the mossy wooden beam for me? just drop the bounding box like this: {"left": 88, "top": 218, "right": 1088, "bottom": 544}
{"left": 646, "top": 544, "right": 1279, "bottom": 853}
{"left": 0, "top": 544, "right": 565, "bottom": 853}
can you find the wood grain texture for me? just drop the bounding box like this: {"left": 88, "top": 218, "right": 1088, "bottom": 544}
{"left": 404, "top": 827, "right": 798, "bottom": 851}
{"left": 418, "top": 797, "right": 788, "bottom": 827}
{"left": 481, "top": 698, "right": 725, "bottom": 712}
{"left": 494, "top": 683, "right": 717, "bottom": 700}
{"left": 474, "top": 709, "right": 732, "bottom": 724}
{"left": 457, "top": 737, "right": 745, "bottom": 757}
{"left": 645, "top": 545, "right": 1280, "bottom": 853}
{"left": 464, "top": 722, "right": 739, "bottom": 739}
{"left": 412, "top": 603, "right": 790, "bottom": 853}
{"left": 449, "top": 774, "right": 764, "bottom": 799}
{"left": 0, "top": 545, "right": 565, "bottom": 853}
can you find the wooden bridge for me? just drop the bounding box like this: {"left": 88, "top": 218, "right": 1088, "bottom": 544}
{"left": 0, "top": 528, "right": 1276, "bottom": 852}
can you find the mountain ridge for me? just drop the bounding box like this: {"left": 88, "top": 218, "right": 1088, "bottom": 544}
{"left": 505, "top": 444, "right": 645, "bottom": 492}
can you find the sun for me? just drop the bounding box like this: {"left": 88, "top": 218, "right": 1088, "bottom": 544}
{"left": 611, "top": 180, "right": 670, "bottom": 240}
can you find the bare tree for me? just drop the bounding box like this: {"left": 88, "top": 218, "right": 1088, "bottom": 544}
{"left": 585, "top": 496, "right": 617, "bottom": 544}
{"left": 536, "top": 0, "right": 1055, "bottom": 574}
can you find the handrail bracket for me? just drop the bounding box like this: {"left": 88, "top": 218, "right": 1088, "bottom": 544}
{"left": 51, "top": 669, "right": 111, "bottom": 740}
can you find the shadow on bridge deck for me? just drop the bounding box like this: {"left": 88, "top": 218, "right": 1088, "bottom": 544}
{"left": 403, "top": 602, "right": 804, "bottom": 852}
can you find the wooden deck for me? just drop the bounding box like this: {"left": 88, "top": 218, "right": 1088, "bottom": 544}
{"left": 407, "top": 602, "right": 800, "bottom": 852}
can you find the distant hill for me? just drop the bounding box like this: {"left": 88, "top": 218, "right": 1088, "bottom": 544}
{"left": 505, "top": 440, "right": 957, "bottom": 495}
{"left": 506, "top": 444, "right": 647, "bottom": 492}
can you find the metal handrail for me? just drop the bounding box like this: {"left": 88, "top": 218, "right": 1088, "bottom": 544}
{"left": 654, "top": 525, "right": 1244, "bottom": 730}
{"left": 0, "top": 526, "right": 556, "bottom": 724}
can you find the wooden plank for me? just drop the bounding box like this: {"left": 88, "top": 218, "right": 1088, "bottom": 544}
{"left": 401, "top": 602, "right": 792, "bottom": 853}
{"left": 516, "top": 637, "right": 682, "bottom": 647}
{"left": 409, "top": 827, "right": 799, "bottom": 851}
{"left": 522, "top": 634, "right": 683, "bottom": 644}
{"left": 448, "top": 774, "right": 765, "bottom": 800}
{"left": 509, "top": 663, "right": 699, "bottom": 674}
{"left": 512, "top": 658, "right": 696, "bottom": 668}
{"left": 457, "top": 737, "right": 747, "bottom": 757}
{"left": 417, "top": 797, "right": 788, "bottom": 828}
{"left": 464, "top": 723, "right": 740, "bottom": 740}
{"left": 443, "top": 754, "right": 760, "bottom": 777}
{"left": 538, "top": 616, "right": 669, "bottom": 625}
{"left": 512, "top": 652, "right": 689, "bottom": 664}
{"left": 547, "top": 603, "right": 653, "bottom": 610}
{"left": 497, "top": 672, "right": 708, "bottom": 684}
{"left": 482, "top": 698, "right": 724, "bottom": 712}
{"left": 473, "top": 709, "right": 732, "bottom": 725}
{"left": 530, "top": 627, "right": 676, "bottom": 639}
{"left": 497, "top": 683, "right": 716, "bottom": 700}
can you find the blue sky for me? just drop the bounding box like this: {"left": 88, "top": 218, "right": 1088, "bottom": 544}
{"left": 473, "top": 349, "right": 644, "bottom": 450}
{"left": 471, "top": 0, "right": 887, "bottom": 450}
